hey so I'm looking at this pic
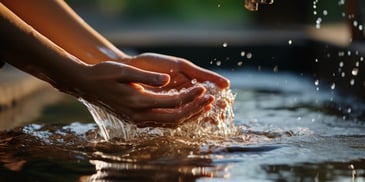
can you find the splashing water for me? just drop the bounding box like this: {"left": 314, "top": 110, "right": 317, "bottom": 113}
{"left": 80, "top": 81, "right": 236, "bottom": 141}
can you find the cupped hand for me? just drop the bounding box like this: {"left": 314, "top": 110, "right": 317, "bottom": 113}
{"left": 122, "top": 53, "right": 230, "bottom": 91}
{"left": 74, "top": 61, "right": 214, "bottom": 128}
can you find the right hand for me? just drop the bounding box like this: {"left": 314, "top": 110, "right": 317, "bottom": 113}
{"left": 72, "top": 61, "right": 214, "bottom": 128}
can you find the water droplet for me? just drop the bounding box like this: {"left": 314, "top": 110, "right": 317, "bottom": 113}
{"left": 361, "top": 57, "right": 364, "bottom": 62}
{"left": 313, "top": 11, "right": 317, "bottom": 15}
{"left": 218, "top": 4, "right": 221, "bottom": 8}
{"left": 314, "top": 79, "right": 320, "bottom": 86}
{"left": 191, "top": 79, "right": 197, "bottom": 84}
{"left": 240, "top": 51, "right": 245, "bottom": 57}
{"left": 350, "top": 79, "right": 355, "bottom": 86}
{"left": 315, "top": 17, "right": 322, "bottom": 29}
{"left": 288, "top": 40, "right": 292, "bottom": 45}
{"left": 339, "top": 61, "right": 344, "bottom": 67}
{"left": 331, "top": 83, "right": 336, "bottom": 90}
{"left": 222, "top": 42, "right": 228, "bottom": 47}
{"left": 347, "top": 50, "right": 352, "bottom": 56}
{"left": 353, "top": 20, "right": 358, "bottom": 27}
{"left": 347, "top": 108, "right": 352, "bottom": 113}
{"left": 246, "top": 52, "right": 253, "bottom": 59}
{"left": 273, "top": 65, "right": 279, "bottom": 72}
{"left": 216, "top": 60, "right": 222, "bottom": 66}
{"left": 169, "top": 69, "right": 174, "bottom": 73}
{"left": 352, "top": 68, "right": 359, "bottom": 76}
{"left": 341, "top": 72, "right": 346, "bottom": 77}
{"left": 359, "top": 25, "right": 364, "bottom": 31}
{"left": 338, "top": 51, "right": 345, "bottom": 57}
{"left": 297, "top": 117, "right": 302, "bottom": 121}
{"left": 315, "top": 58, "right": 319, "bottom": 63}
{"left": 237, "top": 61, "right": 243, "bottom": 66}
{"left": 356, "top": 61, "right": 360, "bottom": 67}
{"left": 338, "top": 0, "right": 345, "bottom": 5}
{"left": 323, "top": 10, "right": 328, "bottom": 16}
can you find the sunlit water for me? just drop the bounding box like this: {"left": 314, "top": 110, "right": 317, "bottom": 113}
{"left": 1, "top": 71, "right": 365, "bottom": 182}
{"left": 80, "top": 81, "right": 236, "bottom": 141}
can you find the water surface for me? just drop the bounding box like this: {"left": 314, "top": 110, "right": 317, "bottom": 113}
{"left": 0, "top": 71, "right": 364, "bottom": 182}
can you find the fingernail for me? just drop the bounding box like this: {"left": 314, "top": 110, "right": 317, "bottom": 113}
{"left": 204, "top": 94, "right": 215, "bottom": 103}
{"left": 158, "top": 74, "right": 170, "bottom": 85}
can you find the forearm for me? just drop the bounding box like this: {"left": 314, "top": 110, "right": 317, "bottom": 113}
{"left": 0, "top": 0, "right": 128, "bottom": 64}
{"left": 0, "top": 3, "right": 86, "bottom": 95}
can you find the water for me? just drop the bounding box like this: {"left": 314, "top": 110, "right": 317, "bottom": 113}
{"left": 80, "top": 81, "right": 236, "bottom": 141}
{"left": 1, "top": 71, "right": 365, "bottom": 181}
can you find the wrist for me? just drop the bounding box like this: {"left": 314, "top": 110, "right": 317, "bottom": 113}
{"left": 45, "top": 54, "right": 90, "bottom": 97}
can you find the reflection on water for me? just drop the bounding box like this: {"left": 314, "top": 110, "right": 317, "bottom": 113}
{"left": 0, "top": 71, "right": 365, "bottom": 181}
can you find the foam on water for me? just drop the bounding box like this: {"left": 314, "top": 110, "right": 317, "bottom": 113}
{"left": 80, "top": 81, "right": 236, "bottom": 141}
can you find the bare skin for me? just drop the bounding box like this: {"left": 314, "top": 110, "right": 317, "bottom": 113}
{"left": 0, "top": 1, "right": 230, "bottom": 128}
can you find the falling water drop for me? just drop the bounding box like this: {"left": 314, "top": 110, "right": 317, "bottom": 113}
{"left": 237, "top": 61, "right": 243, "bottom": 66}
{"left": 350, "top": 79, "right": 355, "bottom": 86}
{"left": 359, "top": 25, "right": 364, "bottom": 31}
{"left": 240, "top": 51, "right": 245, "bottom": 57}
{"left": 314, "top": 79, "right": 320, "bottom": 86}
{"left": 315, "top": 17, "right": 322, "bottom": 29}
{"left": 218, "top": 4, "right": 221, "bottom": 8}
{"left": 352, "top": 68, "right": 359, "bottom": 76}
{"left": 246, "top": 52, "right": 253, "bottom": 59}
{"left": 360, "top": 57, "right": 364, "bottom": 62}
{"left": 222, "top": 42, "right": 228, "bottom": 48}
{"left": 323, "top": 10, "right": 328, "bottom": 16}
{"left": 288, "top": 40, "right": 293, "bottom": 45}
{"left": 331, "top": 83, "right": 336, "bottom": 90}
{"left": 191, "top": 79, "right": 197, "bottom": 85}
{"left": 339, "top": 61, "right": 344, "bottom": 67}
{"left": 273, "top": 66, "right": 279, "bottom": 72}
{"left": 216, "top": 60, "right": 222, "bottom": 66}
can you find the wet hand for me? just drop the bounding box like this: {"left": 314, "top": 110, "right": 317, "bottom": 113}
{"left": 75, "top": 61, "right": 214, "bottom": 128}
{"left": 123, "top": 53, "right": 230, "bottom": 91}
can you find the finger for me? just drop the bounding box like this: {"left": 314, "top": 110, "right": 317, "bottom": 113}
{"left": 131, "top": 86, "right": 206, "bottom": 109}
{"left": 132, "top": 94, "right": 215, "bottom": 128}
{"left": 118, "top": 65, "right": 170, "bottom": 87}
{"left": 181, "top": 61, "right": 230, "bottom": 89}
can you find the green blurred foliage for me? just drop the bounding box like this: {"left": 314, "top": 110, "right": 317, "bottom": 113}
{"left": 67, "top": 0, "right": 253, "bottom": 24}
{"left": 66, "top": 0, "right": 347, "bottom": 25}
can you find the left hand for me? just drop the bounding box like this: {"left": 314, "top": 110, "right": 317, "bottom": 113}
{"left": 123, "top": 53, "right": 230, "bottom": 91}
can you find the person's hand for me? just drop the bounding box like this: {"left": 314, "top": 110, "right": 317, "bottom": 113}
{"left": 72, "top": 61, "right": 214, "bottom": 128}
{"left": 122, "top": 53, "right": 230, "bottom": 92}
